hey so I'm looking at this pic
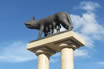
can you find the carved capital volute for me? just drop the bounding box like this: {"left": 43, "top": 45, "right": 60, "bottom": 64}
{"left": 59, "top": 43, "right": 77, "bottom": 50}
{"left": 35, "top": 47, "right": 56, "bottom": 57}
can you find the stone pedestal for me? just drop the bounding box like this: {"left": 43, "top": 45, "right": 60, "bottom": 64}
{"left": 26, "top": 31, "right": 85, "bottom": 69}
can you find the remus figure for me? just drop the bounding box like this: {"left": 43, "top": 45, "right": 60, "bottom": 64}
{"left": 24, "top": 12, "right": 73, "bottom": 39}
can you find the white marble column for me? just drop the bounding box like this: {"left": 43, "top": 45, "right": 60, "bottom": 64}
{"left": 37, "top": 53, "right": 49, "bottom": 69}
{"left": 35, "top": 48, "right": 54, "bottom": 69}
{"left": 60, "top": 43, "right": 76, "bottom": 69}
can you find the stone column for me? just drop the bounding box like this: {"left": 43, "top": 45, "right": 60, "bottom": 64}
{"left": 37, "top": 53, "right": 49, "bottom": 69}
{"left": 59, "top": 43, "right": 76, "bottom": 69}
{"left": 26, "top": 31, "right": 85, "bottom": 69}
{"left": 35, "top": 47, "right": 55, "bottom": 69}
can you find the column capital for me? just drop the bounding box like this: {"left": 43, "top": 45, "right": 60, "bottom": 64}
{"left": 59, "top": 43, "right": 77, "bottom": 50}
{"left": 35, "top": 47, "right": 56, "bottom": 56}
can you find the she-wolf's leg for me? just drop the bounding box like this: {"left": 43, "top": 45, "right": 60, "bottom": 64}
{"left": 51, "top": 25, "right": 54, "bottom": 34}
{"left": 44, "top": 27, "right": 48, "bottom": 37}
{"left": 46, "top": 27, "right": 50, "bottom": 36}
{"left": 49, "top": 25, "right": 53, "bottom": 35}
{"left": 44, "top": 31, "right": 48, "bottom": 37}
{"left": 56, "top": 24, "right": 61, "bottom": 33}
{"left": 52, "top": 22, "right": 56, "bottom": 33}
{"left": 38, "top": 24, "right": 44, "bottom": 39}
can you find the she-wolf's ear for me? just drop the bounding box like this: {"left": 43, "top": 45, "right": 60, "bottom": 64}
{"left": 32, "top": 16, "right": 35, "bottom": 20}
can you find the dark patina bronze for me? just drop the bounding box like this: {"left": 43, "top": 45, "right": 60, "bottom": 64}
{"left": 24, "top": 12, "right": 73, "bottom": 39}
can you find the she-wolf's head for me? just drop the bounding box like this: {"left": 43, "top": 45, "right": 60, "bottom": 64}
{"left": 24, "top": 17, "right": 39, "bottom": 29}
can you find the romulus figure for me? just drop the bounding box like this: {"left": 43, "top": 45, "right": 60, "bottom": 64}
{"left": 24, "top": 12, "right": 73, "bottom": 39}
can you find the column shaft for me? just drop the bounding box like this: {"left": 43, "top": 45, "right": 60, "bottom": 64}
{"left": 38, "top": 54, "right": 49, "bottom": 69}
{"left": 61, "top": 48, "right": 74, "bottom": 69}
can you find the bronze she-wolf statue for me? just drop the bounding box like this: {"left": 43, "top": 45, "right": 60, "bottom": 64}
{"left": 24, "top": 12, "right": 73, "bottom": 39}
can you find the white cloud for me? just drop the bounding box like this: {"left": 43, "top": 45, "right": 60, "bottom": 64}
{"left": 50, "top": 58, "right": 58, "bottom": 63}
{"left": 97, "top": 61, "right": 104, "bottom": 65}
{"left": 74, "top": 49, "right": 88, "bottom": 57}
{"left": 71, "top": 6, "right": 104, "bottom": 48}
{"left": 71, "top": 2, "right": 104, "bottom": 57}
{"left": 0, "top": 41, "right": 36, "bottom": 63}
{"left": 80, "top": 1, "right": 100, "bottom": 12}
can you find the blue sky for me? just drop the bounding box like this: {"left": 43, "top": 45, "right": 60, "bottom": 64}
{"left": 0, "top": 0, "right": 104, "bottom": 69}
